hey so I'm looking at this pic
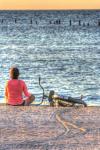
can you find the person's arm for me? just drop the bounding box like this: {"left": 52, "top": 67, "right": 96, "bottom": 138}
{"left": 23, "top": 81, "right": 31, "bottom": 97}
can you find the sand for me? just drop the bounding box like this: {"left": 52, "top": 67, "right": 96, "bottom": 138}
{"left": 0, "top": 105, "right": 100, "bottom": 150}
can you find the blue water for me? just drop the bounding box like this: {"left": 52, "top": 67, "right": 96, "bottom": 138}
{"left": 0, "top": 10, "right": 100, "bottom": 105}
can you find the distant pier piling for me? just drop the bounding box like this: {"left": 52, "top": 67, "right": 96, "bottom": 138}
{"left": 15, "top": 19, "right": 17, "bottom": 23}
{"left": 49, "top": 20, "right": 52, "bottom": 24}
{"left": 30, "top": 19, "right": 33, "bottom": 24}
{"left": 87, "top": 23, "right": 90, "bottom": 26}
{"left": 35, "top": 21, "right": 38, "bottom": 24}
{"left": 54, "top": 19, "right": 61, "bottom": 25}
{"left": 69, "top": 20, "right": 72, "bottom": 26}
{"left": 1, "top": 17, "right": 100, "bottom": 28}
{"left": 79, "top": 20, "right": 81, "bottom": 26}
{"left": 98, "top": 21, "right": 100, "bottom": 26}
{"left": 1, "top": 19, "right": 4, "bottom": 23}
{"left": 57, "top": 19, "right": 61, "bottom": 24}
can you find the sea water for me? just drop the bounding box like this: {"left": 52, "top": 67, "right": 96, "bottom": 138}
{"left": 0, "top": 10, "right": 100, "bottom": 106}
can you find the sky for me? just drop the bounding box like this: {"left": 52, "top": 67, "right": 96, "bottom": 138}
{"left": 0, "top": 0, "right": 100, "bottom": 10}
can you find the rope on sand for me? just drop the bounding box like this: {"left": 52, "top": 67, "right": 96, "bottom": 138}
{"left": 56, "top": 109, "right": 86, "bottom": 132}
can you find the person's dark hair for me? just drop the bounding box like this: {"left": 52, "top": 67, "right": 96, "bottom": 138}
{"left": 10, "top": 67, "right": 19, "bottom": 79}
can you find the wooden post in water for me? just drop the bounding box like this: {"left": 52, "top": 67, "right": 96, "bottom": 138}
{"left": 49, "top": 20, "right": 52, "bottom": 24}
{"left": 55, "top": 20, "right": 61, "bottom": 25}
{"left": 98, "top": 21, "right": 100, "bottom": 26}
{"left": 58, "top": 19, "right": 61, "bottom": 24}
{"left": 79, "top": 20, "right": 81, "bottom": 26}
{"left": 69, "top": 20, "right": 72, "bottom": 26}
{"left": 87, "top": 23, "right": 90, "bottom": 26}
{"left": 1, "top": 19, "right": 4, "bottom": 23}
{"left": 15, "top": 18, "right": 17, "bottom": 23}
{"left": 30, "top": 19, "right": 32, "bottom": 24}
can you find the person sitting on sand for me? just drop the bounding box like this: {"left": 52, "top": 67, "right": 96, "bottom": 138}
{"left": 5, "top": 67, "right": 35, "bottom": 106}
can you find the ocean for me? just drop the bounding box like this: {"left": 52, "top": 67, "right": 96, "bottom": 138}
{"left": 0, "top": 10, "right": 100, "bottom": 105}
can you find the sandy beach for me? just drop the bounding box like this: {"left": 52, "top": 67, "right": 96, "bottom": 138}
{"left": 0, "top": 105, "right": 100, "bottom": 150}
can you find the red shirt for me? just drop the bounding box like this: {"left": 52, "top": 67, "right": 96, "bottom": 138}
{"left": 5, "top": 79, "right": 31, "bottom": 105}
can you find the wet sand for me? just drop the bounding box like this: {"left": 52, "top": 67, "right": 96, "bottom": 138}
{"left": 0, "top": 105, "right": 100, "bottom": 150}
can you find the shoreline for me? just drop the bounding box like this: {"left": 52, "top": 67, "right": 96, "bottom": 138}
{"left": 0, "top": 106, "right": 100, "bottom": 149}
